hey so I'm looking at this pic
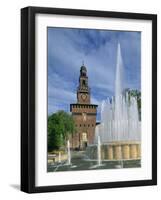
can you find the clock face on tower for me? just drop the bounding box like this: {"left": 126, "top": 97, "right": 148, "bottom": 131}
{"left": 77, "top": 65, "right": 90, "bottom": 104}
{"left": 81, "top": 94, "right": 87, "bottom": 101}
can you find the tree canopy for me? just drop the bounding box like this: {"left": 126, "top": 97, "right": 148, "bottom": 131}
{"left": 48, "top": 111, "right": 75, "bottom": 152}
{"left": 126, "top": 89, "right": 141, "bottom": 120}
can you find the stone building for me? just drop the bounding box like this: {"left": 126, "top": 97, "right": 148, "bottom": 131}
{"left": 70, "top": 64, "right": 98, "bottom": 150}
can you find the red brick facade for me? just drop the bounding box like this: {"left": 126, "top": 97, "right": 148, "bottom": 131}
{"left": 70, "top": 65, "right": 98, "bottom": 150}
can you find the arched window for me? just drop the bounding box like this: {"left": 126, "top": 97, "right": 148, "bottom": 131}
{"left": 82, "top": 80, "right": 86, "bottom": 87}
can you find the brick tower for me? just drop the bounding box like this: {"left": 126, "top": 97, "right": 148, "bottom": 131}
{"left": 70, "top": 64, "right": 98, "bottom": 150}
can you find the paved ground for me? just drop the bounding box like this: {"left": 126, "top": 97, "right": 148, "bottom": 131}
{"left": 47, "top": 151, "right": 141, "bottom": 172}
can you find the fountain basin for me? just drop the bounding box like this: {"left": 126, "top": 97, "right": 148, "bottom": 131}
{"left": 86, "top": 141, "right": 141, "bottom": 161}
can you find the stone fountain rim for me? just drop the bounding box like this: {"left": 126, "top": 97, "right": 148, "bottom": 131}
{"left": 89, "top": 141, "right": 141, "bottom": 147}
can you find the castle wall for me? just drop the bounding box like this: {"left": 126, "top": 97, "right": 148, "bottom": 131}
{"left": 70, "top": 104, "right": 97, "bottom": 149}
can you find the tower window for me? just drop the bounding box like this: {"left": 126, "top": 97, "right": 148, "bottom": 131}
{"left": 82, "top": 80, "right": 86, "bottom": 86}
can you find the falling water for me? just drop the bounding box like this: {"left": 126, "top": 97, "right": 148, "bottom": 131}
{"left": 67, "top": 140, "right": 71, "bottom": 165}
{"left": 58, "top": 152, "right": 61, "bottom": 163}
{"left": 94, "top": 43, "right": 141, "bottom": 143}
{"left": 97, "top": 135, "right": 102, "bottom": 166}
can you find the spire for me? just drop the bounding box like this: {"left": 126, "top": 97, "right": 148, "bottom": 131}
{"left": 80, "top": 61, "right": 87, "bottom": 75}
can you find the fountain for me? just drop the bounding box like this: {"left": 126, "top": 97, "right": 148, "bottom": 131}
{"left": 67, "top": 140, "right": 71, "bottom": 165}
{"left": 58, "top": 152, "right": 61, "bottom": 163}
{"left": 97, "top": 135, "right": 102, "bottom": 166}
{"left": 88, "top": 43, "right": 141, "bottom": 163}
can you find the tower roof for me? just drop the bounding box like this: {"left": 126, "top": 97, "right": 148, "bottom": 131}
{"left": 80, "top": 63, "right": 87, "bottom": 72}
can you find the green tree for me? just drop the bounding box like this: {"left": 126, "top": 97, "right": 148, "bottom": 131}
{"left": 124, "top": 89, "right": 141, "bottom": 120}
{"left": 48, "top": 111, "right": 75, "bottom": 152}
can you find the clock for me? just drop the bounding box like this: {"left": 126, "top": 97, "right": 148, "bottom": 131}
{"left": 81, "top": 94, "right": 87, "bottom": 101}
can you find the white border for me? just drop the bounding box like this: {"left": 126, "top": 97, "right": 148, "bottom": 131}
{"left": 35, "top": 14, "right": 152, "bottom": 186}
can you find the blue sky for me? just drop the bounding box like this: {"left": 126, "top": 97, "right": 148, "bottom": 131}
{"left": 48, "top": 27, "right": 141, "bottom": 120}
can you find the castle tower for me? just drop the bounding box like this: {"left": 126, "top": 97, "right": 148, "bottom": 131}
{"left": 70, "top": 64, "right": 98, "bottom": 150}
{"left": 77, "top": 65, "right": 90, "bottom": 104}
